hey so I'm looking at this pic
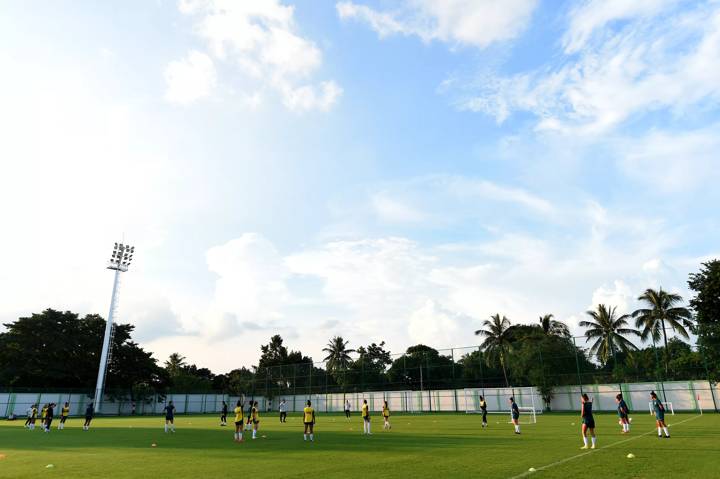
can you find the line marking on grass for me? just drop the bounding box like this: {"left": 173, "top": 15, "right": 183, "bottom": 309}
{"left": 508, "top": 414, "right": 703, "bottom": 479}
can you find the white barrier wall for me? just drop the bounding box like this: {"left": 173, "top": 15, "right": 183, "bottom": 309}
{"left": 2, "top": 381, "right": 718, "bottom": 417}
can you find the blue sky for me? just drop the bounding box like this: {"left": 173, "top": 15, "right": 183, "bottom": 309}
{"left": 1, "top": 0, "right": 718, "bottom": 372}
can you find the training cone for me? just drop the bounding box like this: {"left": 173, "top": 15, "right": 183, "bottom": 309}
{"left": 0, "top": 454, "right": 6, "bottom": 460}
{"left": 151, "top": 443, "right": 157, "bottom": 448}
{"left": 45, "top": 464, "right": 55, "bottom": 469}
{"left": 627, "top": 453, "right": 635, "bottom": 459}
{"left": 528, "top": 467, "right": 537, "bottom": 472}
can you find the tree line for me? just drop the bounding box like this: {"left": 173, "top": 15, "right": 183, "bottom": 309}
{"left": 1, "top": 260, "right": 718, "bottom": 400}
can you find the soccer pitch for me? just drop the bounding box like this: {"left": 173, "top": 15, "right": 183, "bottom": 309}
{"left": 0, "top": 412, "right": 718, "bottom": 478}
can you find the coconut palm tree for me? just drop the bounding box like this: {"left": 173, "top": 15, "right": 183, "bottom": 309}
{"left": 539, "top": 314, "right": 570, "bottom": 338}
{"left": 164, "top": 353, "right": 186, "bottom": 377}
{"left": 322, "top": 336, "right": 355, "bottom": 375}
{"left": 475, "top": 314, "right": 512, "bottom": 387}
{"left": 631, "top": 288, "right": 693, "bottom": 374}
{"left": 580, "top": 304, "right": 639, "bottom": 366}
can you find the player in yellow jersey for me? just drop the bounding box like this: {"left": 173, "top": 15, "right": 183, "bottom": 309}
{"left": 361, "top": 399, "right": 371, "bottom": 435}
{"left": 382, "top": 400, "right": 391, "bottom": 430}
{"left": 303, "top": 400, "right": 316, "bottom": 442}
{"left": 58, "top": 402, "right": 70, "bottom": 430}
{"left": 251, "top": 401, "right": 260, "bottom": 439}
{"left": 40, "top": 404, "right": 48, "bottom": 430}
{"left": 233, "top": 400, "right": 244, "bottom": 442}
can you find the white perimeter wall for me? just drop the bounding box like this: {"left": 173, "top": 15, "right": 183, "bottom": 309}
{"left": 1, "top": 381, "right": 717, "bottom": 417}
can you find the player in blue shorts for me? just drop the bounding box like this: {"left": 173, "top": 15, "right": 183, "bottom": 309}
{"left": 509, "top": 397, "right": 520, "bottom": 434}
{"left": 580, "top": 393, "right": 596, "bottom": 449}
{"left": 650, "top": 391, "right": 670, "bottom": 438}
{"left": 616, "top": 393, "right": 630, "bottom": 433}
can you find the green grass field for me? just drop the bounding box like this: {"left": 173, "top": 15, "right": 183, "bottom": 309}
{"left": 1, "top": 411, "right": 718, "bottom": 478}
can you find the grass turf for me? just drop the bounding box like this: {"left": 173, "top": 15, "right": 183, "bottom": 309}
{"left": 0, "top": 412, "right": 718, "bottom": 478}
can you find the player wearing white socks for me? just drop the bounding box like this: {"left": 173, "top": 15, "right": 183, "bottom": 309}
{"left": 83, "top": 403, "right": 94, "bottom": 430}
{"left": 580, "top": 393, "right": 597, "bottom": 449}
{"left": 509, "top": 397, "right": 520, "bottom": 434}
{"left": 616, "top": 394, "right": 631, "bottom": 433}
{"left": 163, "top": 401, "right": 176, "bottom": 433}
{"left": 233, "top": 400, "right": 244, "bottom": 442}
{"left": 27, "top": 404, "right": 38, "bottom": 430}
{"left": 382, "top": 401, "right": 391, "bottom": 430}
{"left": 251, "top": 401, "right": 261, "bottom": 439}
{"left": 303, "top": 400, "right": 316, "bottom": 442}
{"left": 651, "top": 392, "right": 670, "bottom": 438}
{"left": 361, "top": 399, "right": 371, "bottom": 435}
{"left": 58, "top": 402, "right": 70, "bottom": 430}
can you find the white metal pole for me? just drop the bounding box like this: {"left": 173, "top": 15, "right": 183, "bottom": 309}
{"left": 94, "top": 268, "right": 121, "bottom": 413}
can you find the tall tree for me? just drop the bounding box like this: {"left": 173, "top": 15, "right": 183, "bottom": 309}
{"left": 0, "top": 309, "right": 165, "bottom": 390}
{"left": 475, "top": 314, "right": 512, "bottom": 387}
{"left": 688, "top": 260, "right": 720, "bottom": 378}
{"left": 322, "top": 336, "right": 355, "bottom": 375}
{"left": 631, "top": 288, "right": 693, "bottom": 374}
{"left": 539, "top": 314, "right": 570, "bottom": 338}
{"left": 580, "top": 304, "right": 639, "bottom": 365}
{"left": 164, "top": 353, "right": 187, "bottom": 376}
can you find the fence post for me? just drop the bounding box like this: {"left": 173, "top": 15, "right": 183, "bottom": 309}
{"left": 452, "top": 348, "right": 458, "bottom": 412}
{"left": 572, "top": 337, "right": 583, "bottom": 394}
{"left": 701, "top": 345, "right": 719, "bottom": 413}
{"left": 478, "top": 347, "right": 485, "bottom": 388}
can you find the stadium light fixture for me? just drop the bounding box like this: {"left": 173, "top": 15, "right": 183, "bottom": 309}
{"left": 93, "top": 242, "right": 135, "bottom": 413}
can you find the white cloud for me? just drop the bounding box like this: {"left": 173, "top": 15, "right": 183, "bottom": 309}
{"left": 617, "top": 127, "right": 720, "bottom": 192}
{"left": 168, "top": 0, "right": 341, "bottom": 111}
{"left": 461, "top": 2, "right": 720, "bottom": 134}
{"left": 407, "top": 300, "right": 463, "bottom": 346}
{"left": 563, "top": 0, "right": 676, "bottom": 53}
{"left": 590, "top": 280, "right": 634, "bottom": 315}
{"left": 371, "top": 192, "right": 426, "bottom": 223}
{"left": 164, "top": 50, "right": 216, "bottom": 105}
{"left": 337, "top": 0, "right": 538, "bottom": 49}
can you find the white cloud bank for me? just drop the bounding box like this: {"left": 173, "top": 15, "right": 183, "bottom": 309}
{"left": 165, "top": 0, "right": 342, "bottom": 111}
{"left": 461, "top": 1, "right": 720, "bottom": 133}
{"left": 337, "top": 0, "right": 538, "bottom": 49}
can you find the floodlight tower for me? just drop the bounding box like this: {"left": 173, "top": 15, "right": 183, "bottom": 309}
{"left": 93, "top": 242, "right": 134, "bottom": 413}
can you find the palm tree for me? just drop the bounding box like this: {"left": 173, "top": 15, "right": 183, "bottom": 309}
{"left": 539, "top": 314, "right": 570, "bottom": 338}
{"left": 322, "top": 336, "right": 355, "bottom": 375}
{"left": 164, "top": 353, "right": 186, "bottom": 376}
{"left": 631, "top": 288, "right": 693, "bottom": 374}
{"left": 580, "top": 304, "right": 639, "bottom": 366}
{"left": 475, "top": 314, "right": 512, "bottom": 387}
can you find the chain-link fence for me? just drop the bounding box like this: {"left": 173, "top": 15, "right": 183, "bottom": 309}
{"left": 2, "top": 335, "right": 718, "bottom": 416}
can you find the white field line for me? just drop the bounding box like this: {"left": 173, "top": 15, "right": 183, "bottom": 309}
{"left": 507, "top": 414, "right": 703, "bottom": 479}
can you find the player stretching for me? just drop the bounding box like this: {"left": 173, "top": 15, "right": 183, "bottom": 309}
{"left": 164, "top": 401, "right": 176, "bottom": 433}
{"left": 382, "top": 400, "right": 391, "bottom": 430}
{"left": 24, "top": 404, "right": 34, "bottom": 429}
{"left": 58, "top": 402, "right": 70, "bottom": 430}
{"left": 616, "top": 394, "right": 630, "bottom": 433}
{"left": 251, "top": 401, "right": 260, "bottom": 439}
{"left": 509, "top": 397, "right": 520, "bottom": 434}
{"left": 233, "top": 400, "right": 244, "bottom": 442}
{"left": 480, "top": 395, "right": 488, "bottom": 428}
{"left": 83, "top": 403, "right": 94, "bottom": 430}
{"left": 221, "top": 401, "right": 228, "bottom": 426}
{"left": 361, "top": 399, "right": 372, "bottom": 435}
{"left": 303, "top": 400, "right": 316, "bottom": 442}
{"left": 650, "top": 392, "right": 670, "bottom": 438}
{"left": 580, "top": 393, "right": 597, "bottom": 449}
{"left": 44, "top": 403, "right": 55, "bottom": 432}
